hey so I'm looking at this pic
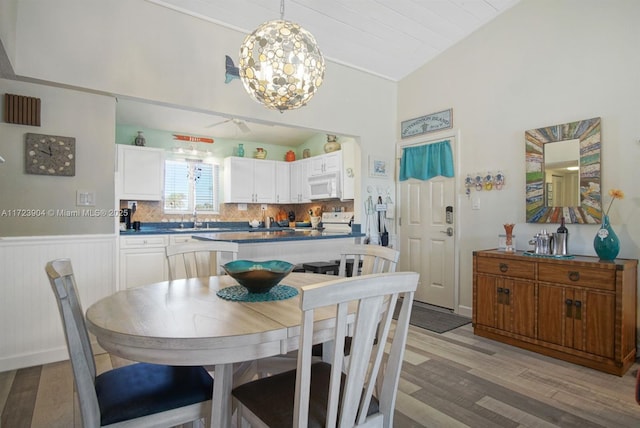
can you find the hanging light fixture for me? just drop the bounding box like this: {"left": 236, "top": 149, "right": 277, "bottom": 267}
{"left": 238, "top": 0, "right": 325, "bottom": 112}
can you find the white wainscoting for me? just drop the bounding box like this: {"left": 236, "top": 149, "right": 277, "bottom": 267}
{"left": 0, "top": 234, "right": 117, "bottom": 372}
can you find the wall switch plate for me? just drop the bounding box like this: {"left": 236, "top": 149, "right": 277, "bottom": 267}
{"left": 128, "top": 201, "right": 137, "bottom": 209}
{"left": 76, "top": 190, "right": 95, "bottom": 206}
{"left": 472, "top": 196, "right": 480, "bottom": 210}
{"left": 261, "top": 204, "right": 267, "bottom": 210}
{"left": 238, "top": 203, "right": 247, "bottom": 211}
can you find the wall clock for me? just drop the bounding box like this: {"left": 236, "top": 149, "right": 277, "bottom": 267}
{"left": 25, "top": 133, "right": 76, "bottom": 176}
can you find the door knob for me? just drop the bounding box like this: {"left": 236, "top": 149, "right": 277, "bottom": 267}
{"left": 440, "top": 227, "right": 454, "bottom": 237}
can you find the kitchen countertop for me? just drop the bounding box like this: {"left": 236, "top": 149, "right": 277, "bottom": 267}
{"left": 192, "top": 229, "right": 363, "bottom": 243}
{"left": 119, "top": 222, "right": 364, "bottom": 242}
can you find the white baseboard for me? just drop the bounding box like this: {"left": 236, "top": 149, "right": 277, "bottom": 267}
{"left": 457, "top": 304, "right": 472, "bottom": 318}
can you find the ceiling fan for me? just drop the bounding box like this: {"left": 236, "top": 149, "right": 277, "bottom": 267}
{"left": 206, "top": 118, "right": 251, "bottom": 133}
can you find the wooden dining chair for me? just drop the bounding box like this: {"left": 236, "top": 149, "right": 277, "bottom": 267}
{"left": 337, "top": 244, "right": 400, "bottom": 277}
{"left": 166, "top": 240, "right": 239, "bottom": 279}
{"left": 233, "top": 271, "right": 419, "bottom": 428}
{"left": 45, "top": 258, "right": 213, "bottom": 428}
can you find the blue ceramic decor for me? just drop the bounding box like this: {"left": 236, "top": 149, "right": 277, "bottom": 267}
{"left": 593, "top": 215, "right": 620, "bottom": 261}
{"left": 222, "top": 260, "right": 294, "bottom": 293}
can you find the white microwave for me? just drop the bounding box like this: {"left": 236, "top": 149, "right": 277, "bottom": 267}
{"left": 308, "top": 172, "right": 341, "bottom": 200}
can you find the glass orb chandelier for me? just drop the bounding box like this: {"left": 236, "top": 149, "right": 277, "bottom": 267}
{"left": 238, "top": 0, "right": 325, "bottom": 112}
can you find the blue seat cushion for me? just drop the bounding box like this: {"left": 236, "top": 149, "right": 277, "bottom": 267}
{"left": 95, "top": 363, "right": 213, "bottom": 426}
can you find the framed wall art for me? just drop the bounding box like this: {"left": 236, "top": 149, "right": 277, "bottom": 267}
{"left": 369, "top": 156, "right": 389, "bottom": 178}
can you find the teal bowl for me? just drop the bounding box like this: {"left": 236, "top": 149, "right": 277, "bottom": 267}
{"left": 222, "top": 260, "right": 294, "bottom": 293}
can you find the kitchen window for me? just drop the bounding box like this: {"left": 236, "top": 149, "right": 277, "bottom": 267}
{"left": 164, "top": 159, "right": 220, "bottom": 213}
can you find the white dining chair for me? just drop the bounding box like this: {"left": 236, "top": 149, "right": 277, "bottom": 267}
{"left": 166, "top": 240, "right": 239, "bottom": 279}
{"left": 337, "top": 244, "right": 400, "bottom": 277}
{"left": 232, "top": 271, "right": 419, "bottom": 427}
{"left": 256, "top": 244, "right": 401, "bottom": 377}
{"left": 45, "top": 258, "right": 213, "bottom": 427}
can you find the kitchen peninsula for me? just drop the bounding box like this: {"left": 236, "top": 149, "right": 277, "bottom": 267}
{"left": 119, "top": 223, "right": 364, "bottom": 290}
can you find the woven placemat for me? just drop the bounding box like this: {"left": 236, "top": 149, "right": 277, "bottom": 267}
{"left": 216, "top": 284, "right": 298, "bottom": 302}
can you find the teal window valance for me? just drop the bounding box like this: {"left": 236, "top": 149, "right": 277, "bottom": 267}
{"left": 399, "top": 140, "right": 454, "bottom": 181}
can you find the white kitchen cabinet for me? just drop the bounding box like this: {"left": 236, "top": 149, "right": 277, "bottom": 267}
{"left": 223, "top": 157, "right": 276, "bottom": 203}
{"left": 309, "top": 151, "right": 342, "bottom": 176}
{"left": 116, "top": 145, "right": 165, "bottom": 201}
{"left": 119, "top": 235, "right": 168, "bottom": 289}
{"left": 290, "top": 158, "right": 311, "bottom": 203}
{"left": 275, "top": 161, "right": 291, "bottom": 203}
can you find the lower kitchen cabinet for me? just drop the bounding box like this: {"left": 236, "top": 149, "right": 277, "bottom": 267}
{"left": 119, "top": 235, "right": 168, "bottom": 289}
{"left": 473, "top": 249, "right": 637, "bottom": 376}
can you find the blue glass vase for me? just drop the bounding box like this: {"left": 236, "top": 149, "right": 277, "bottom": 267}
{"left": 593, "top": 215, "right": 620, "bottom": 261}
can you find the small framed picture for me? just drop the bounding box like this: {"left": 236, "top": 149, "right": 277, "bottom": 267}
{"left": 369, "top": 157, "right": 389, "bottom": 178}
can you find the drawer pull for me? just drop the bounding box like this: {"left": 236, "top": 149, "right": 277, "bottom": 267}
{"left": 497, "top": 287, "right": 503, "bottom": 304}
{"left": 499, "top": 263, "right": 508, "bottom": 272}
{"left": 574, "top": 300, "right": 582, "bottom": 320}
{"left": 503, "top": 288, "right": 510, "bottom": 305}
{"left": 565, "top": 299, "right": 573, "bottom": 317}
{"left": 568, "top": 271, "right": 580, "bottom": 282}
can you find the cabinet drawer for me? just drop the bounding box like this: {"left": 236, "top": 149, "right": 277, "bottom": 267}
{"left": 169, "top": 235, "right": 197, "bottom": 244}
{"left": 120, "top": 235, "right": 168, "bottom": 248}
{"left": 476, "top": 257, "right": 535, "bottom": 279}
{"left": 538, "top": 264, "right": 615, "bottom": 291}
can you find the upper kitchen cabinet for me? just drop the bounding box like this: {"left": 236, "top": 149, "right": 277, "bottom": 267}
{"left": 223, "top": 157, "right": 276, "bottom": 203}
{"left": 290, "top": 157, "right": 312, "bottom": 203}
{"left": 275, "top": 161, "right": 291, "bottom": 203}
{"left": 116, "top": 145, "right": 165, "bottom": 201}
{"left": 309, "top": 151, "right": 342, "bottom": 176}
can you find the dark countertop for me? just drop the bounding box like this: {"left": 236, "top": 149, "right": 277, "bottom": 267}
{"left": 119, "top": 221, "right": 364, "bottom": 242}
{"left": 192, "top": 229, "right": 364, "bottom": 243}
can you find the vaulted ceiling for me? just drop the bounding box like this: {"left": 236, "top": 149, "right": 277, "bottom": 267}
{"left": 118, "top": 0, "right": 521, "bottom": 144}
{"left": 150, "top": 0, "right": 520, "bottom": 81}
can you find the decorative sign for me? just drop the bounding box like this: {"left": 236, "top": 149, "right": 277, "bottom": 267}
{"left": 401, "top": 108, "right": 453, "bottom": 139}
{"left": 173, "top": 134, "right": 214, "bottom": 144}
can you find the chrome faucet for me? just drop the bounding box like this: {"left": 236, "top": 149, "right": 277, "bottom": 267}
{"left": 193, "top": 209, "right": 202, "bottom": 229}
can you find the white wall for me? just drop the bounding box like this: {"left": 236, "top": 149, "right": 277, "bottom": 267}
{"left": 398, "top": 0, "right": 640, "bottom": 311}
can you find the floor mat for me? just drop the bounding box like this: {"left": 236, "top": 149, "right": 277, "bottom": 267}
{"left": 394, "top": 301, "right": 471, "bottom": 334}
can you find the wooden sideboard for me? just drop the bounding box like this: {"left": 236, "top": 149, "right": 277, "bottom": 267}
{"left": 472, "top": 249, "right": 637, "bottom": 376}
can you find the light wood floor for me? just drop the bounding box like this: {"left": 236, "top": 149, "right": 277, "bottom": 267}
{"left": 2, "top": 323, "right": 640, "bottom": 427}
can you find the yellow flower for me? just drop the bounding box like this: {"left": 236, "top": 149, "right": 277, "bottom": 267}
{"left": 604, "top": 188, "right": 624, "bottom": 216}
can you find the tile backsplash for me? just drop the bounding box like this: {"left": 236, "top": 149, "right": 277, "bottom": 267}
{"left": 120, "top": 200, "right": 354, "bottom": 224}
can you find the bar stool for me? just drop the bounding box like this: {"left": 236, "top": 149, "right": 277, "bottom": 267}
{"left": 302, "top": 261, "right": 339, "bottom": 275}
{"left": 332, "top": 258, "right": 363, "bottom": 277}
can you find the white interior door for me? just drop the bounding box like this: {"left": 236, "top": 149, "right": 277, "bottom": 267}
{"left": 398, "top": 140, "right": 456, "bottom": 309}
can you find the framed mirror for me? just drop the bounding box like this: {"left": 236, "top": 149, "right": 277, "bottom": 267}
{"left": 525, "top": 117, "right": 601, "bottom": 224}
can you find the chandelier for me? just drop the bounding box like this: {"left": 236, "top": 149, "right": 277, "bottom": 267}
{"left": 238, "top": 0, "right": 325, "bottom": 112}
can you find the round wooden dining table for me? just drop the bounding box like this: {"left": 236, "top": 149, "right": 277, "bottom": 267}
{"left": 85, "top": 272, "right": 342, "bottom": 428}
